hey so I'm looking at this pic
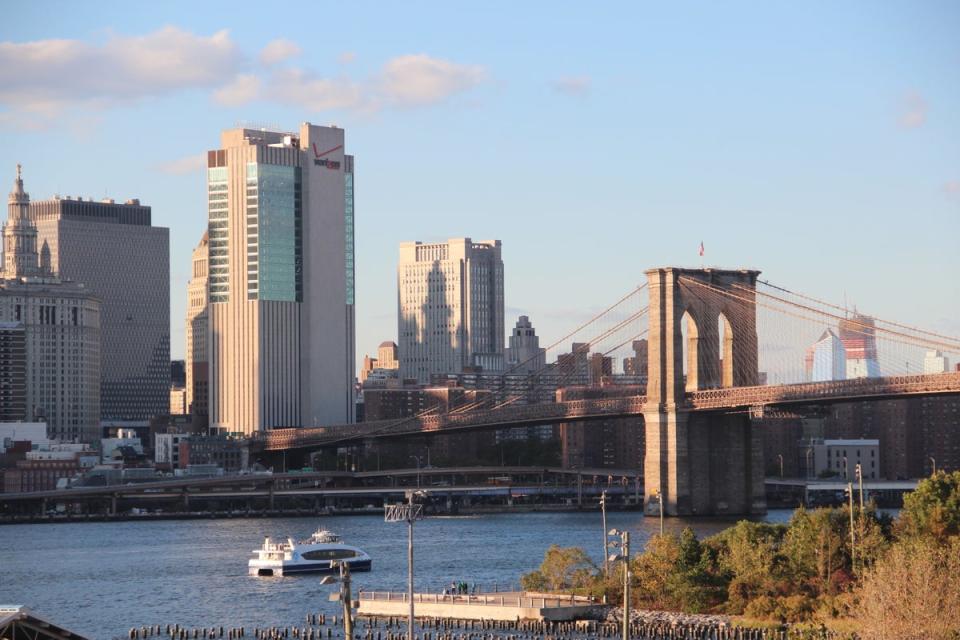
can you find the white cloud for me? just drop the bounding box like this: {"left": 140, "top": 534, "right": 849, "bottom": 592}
{"left": 259, "top": 38, "right": 300, "bottom": 65}
{"left": 155, "top": 154, "right": 206, "bottom": 175}
{"left": 338, "top": 51, "right": 357, "bottom": 65}
{"left": 553, "top": 76, "right": 591, "bottom": 97}
{"left": 267, "top": 68, "right": 366, "bottom": 111}
{"left": 214, "top": 73, "right": 261, "bottom": 106}
{"left": 0, "top": 28, "right": 486, "bottom": 125}
{"left": 0, "top": 27, "right": 243, "bottom": 125}
{"left": 899, "top": 92, "right": 927, "bottom": 129}
{"left": 379, "top": 54, "right": 485, "bottom": 107}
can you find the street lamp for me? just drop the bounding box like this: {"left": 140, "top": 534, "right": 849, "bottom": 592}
{"left": 600, "top": 490, "right": 609, "bottom": 577}
{"left": 931, "top": 457, "right": 937, "bottom": 475}
{"left": 805, "top": 448, "right": 813, "bottom": 479}
{"left": 606, "top": 528, "right": 631, "bottom": 640}
{"left": 777, "top": 454, "right": 784, "bottom": 479}
{"left": 320, "top": 560, "right": 355, "bottom": 639}
{"left": 855, "top": 463, "right": 864, "bottom": 510}
{"left": 656, "top": 489, "right": 664, "bottom": 536}
{"left": 385, "top": 490, "right": 426, "bottom": 640}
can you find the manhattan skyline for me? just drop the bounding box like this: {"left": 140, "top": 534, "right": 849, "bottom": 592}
{"left": 2, "top": 2, "right": 958, "bottom": 368}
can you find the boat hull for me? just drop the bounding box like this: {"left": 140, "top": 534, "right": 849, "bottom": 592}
{"left": 250, "top": 558, "right": 372, "bottom": 577}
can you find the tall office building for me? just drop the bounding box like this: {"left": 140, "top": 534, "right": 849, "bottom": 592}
{"left": 0, "top": 166, "right": 101, "bottom": 441}
{"left": 398, "top": 238, "right": 504, "bottom": 383}
{"left": 805, "top": 328, "right": 846, "bottom": 382}
{"left": 208, "top": 124, "right": 355, "bottom": 434}
{"left": 185, "top": 232, "right": 209, "bottom": 421}
{"left": 838, "top": 314, "right": 881, "bottom": 378}
{"left": 923, "top": 350, "right": 950, "bottom": 374}
{"left": 504, "top": 315, "right": 546, "bottom": 374}
{"left": 26, "top": 183, "right": 169, "bottom": 421}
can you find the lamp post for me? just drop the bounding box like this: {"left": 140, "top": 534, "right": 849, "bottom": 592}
{"left": 321, "top": 561, "right": 354, "bottom": 639}
{"left": 846, "top": 482, "right": 856, "bottom": 575}
{"left": 385, "top": 490, "right": 425, "bottom": 640}
{"left": 600, "top": 490, "right": 609, "bottom": 577}
{"left": 855, "top": 463, "right": 864, "bottom": 510}
{"left": 931, "top": 457, "right": 937, "bottom": 475}
{"left": 607, "top": 528, "right": 631, "bottom": 640}
{"left": 656, "top": 489, "right": 664, "bottom": 536}
{"left": 805, "top": 448, "right": 813, "bottom": 479}
{"left": 777, "top": 454, "right": 784, "bottom": 479}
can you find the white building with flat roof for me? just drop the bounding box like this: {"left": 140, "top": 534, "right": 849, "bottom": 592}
{"left": 809, "top": 438, "right": 880, "bottom": 481}
{"left": 208, "top": 124, "right": 355, "bottom": 434}
{"left": 398, "top": 238, "right": 504, "bottom": 383}
{"left": 923, "top": 350, "right": 950, "bottom": 374}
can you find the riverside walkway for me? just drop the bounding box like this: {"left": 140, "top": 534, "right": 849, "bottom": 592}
{"left": 357, "top": 591, "right": 599, "bottom": 622}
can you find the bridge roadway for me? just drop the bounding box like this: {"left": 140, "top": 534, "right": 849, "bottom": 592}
{"left": 260, "top": 372, "right": 960, "bottom": 451}
{"left": 0, "top": 466, "right": 639, "bottom": 504}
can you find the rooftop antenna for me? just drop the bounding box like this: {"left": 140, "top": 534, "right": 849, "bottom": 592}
{"left": 843, "top": 290, "right": 848, "bottom": 318}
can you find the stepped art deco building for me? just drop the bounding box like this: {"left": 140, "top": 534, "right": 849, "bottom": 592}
{"left": 25, "top": 175, "right": 169, "bottom": 421}
{"left": 207, "top": 124, "right": 355, "bottom": 435}
{"left": 0, "top": 166, "right": 101, "bottom": 442}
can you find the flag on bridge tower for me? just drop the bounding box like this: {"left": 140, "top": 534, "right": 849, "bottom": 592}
{"left": 699, "top": 241, "right": 705, "bottom": 257}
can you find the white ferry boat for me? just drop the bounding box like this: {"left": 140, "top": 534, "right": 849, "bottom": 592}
{"left": 248, "top": 528, "right": 372, "bottom": 577}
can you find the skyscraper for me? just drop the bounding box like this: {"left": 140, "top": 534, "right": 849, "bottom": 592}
{"left": 185, "top": 232, "right": 209, "bottom": 422}
{"left": 504, "top": 315, "right": 546, "bottom": 374}
{"left": 805, "top": 328, "right": 846, "bottom": 382}
{"left": 838, "top": 314, "right": 881, "bottom": 378}
{"left": 398, "top": 238, "right": 504, "bottom": 383}
{"left": 26, "top": 184, "right": 168, "bottom": 421}
{"left": 208, "top": 124, "right": 355, "bottom": 434}
{"left": 1, "top": 166, "right": 100, "bottom": 441}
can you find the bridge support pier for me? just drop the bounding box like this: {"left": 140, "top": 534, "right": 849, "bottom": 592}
{"left": 644, "top": 408, "right": 765, "bottom": 516}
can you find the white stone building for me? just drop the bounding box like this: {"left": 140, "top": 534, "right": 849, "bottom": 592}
{"left": 398, "top": 238, "right": 504, "bottom": 383}
{"left": 0, "top": 166, "right": 101, "bottom": 442}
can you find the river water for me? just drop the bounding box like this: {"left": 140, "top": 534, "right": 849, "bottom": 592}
{"left": 0, "top": 510, "right": 794, "bottom": 639}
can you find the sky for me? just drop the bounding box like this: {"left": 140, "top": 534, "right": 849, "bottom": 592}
{"left": 2, "top": 1, "right": 958, "bottom": 370}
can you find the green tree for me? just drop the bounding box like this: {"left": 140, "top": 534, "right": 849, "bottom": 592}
{"left": 520, "top": 545, "right": 597, "bottom": 593}
{"left": 897, "top": 470, "right": 960, "bottom": 543}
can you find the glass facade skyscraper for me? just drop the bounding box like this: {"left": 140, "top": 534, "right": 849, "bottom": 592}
{"left": 207, "top": 125, "right": 355, "bottom": 434}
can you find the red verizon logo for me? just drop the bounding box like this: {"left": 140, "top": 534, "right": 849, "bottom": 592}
{"left": 312, "top": 143, "right": 342, "bottom": 170}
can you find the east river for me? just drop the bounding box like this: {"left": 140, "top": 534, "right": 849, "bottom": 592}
{"left": 0, "top": 510, "right": 794, "bottom": 639}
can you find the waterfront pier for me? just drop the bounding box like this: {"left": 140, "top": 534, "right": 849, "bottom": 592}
{"left": 356, "top": 591, "right": 599, "bottom": 622}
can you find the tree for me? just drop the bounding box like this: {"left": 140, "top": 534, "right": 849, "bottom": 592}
{"left": 520, "top": 545, "right": 597, "bottom": 593}
{"left": 854, "top": 537, "right": 960, "bottom": 640}
{"left": 897, "top": 470, "right": 960, "bottom": 543}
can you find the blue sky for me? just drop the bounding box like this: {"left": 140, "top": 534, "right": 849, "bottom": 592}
{"left": 2, "top": 1, "right": 958, "bottom": 367}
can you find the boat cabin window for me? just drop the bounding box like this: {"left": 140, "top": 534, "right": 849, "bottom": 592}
{"left": 301, "top": 549, "right": 356, "bottom": 561}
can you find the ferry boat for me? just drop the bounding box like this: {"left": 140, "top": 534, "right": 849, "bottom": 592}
{"left": 248, "top": 528, "right": 372, "bottom": 577}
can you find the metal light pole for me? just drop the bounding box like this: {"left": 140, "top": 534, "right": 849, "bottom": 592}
{"left": 607, "top": 529, "right": 631, "bottom": 640}
{"left": 855, "top": 463, "right": 864, "bottom": 510}
{"left": 321, "top": 561, "right": 354, "bottom": 639}
{"left": 600, "top": 490, "right": 609, "bottom": 577}
{"left": 931, "top": 457, "right": 937, "bottom": 475}
{"left": 777, "top": 454, "right": 784, "bottom": 479}
{"left": 805, "top": 448, "right": 813, "bottom": 479}
{"left": 385, "top": 490, "right": 425, "bottom": 640}
{"left": 657, "top": 489, "right": 664, "bottom": 536}
{"left": 847, "top": 482, "right": 856, "bottom": 574}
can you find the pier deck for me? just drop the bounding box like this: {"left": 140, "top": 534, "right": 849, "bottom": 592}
{"left": 356, "top": 591, "right": 599, "bottom": 622}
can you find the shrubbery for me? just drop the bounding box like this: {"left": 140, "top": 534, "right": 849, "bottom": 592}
{"left": 520, "top": 470, "right": 960, "bottom": 637}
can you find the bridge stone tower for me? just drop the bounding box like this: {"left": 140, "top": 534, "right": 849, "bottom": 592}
{"left": 643, "top": 267, "right": 766, "bottom": 516}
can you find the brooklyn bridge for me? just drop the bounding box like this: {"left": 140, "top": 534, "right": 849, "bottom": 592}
{"left": 254, "top": 267, "right": 960, "bottom": 517}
